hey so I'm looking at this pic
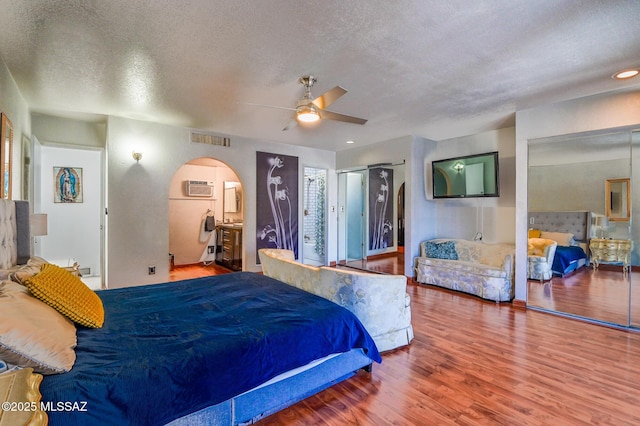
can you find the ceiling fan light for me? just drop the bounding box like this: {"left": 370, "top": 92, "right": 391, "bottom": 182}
{"left": 296, "top": 105, "right": 320, "bottom": 123}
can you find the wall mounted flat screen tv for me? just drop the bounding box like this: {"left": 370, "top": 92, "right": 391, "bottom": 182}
{"left": 432, "top": 151, "right": 500, "bottom": 198}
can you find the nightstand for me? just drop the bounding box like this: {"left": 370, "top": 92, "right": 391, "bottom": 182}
{"left": 589, "top": 238, "right": 633, "bottom": 273}
{"left": 0, "top": 368, "right": 48, "bottom": 426}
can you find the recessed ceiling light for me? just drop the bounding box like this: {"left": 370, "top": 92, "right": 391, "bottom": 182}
{"left": 346, "top": 140, "right": 355, "bottom": 144}
{"left": 612, "top": 69, "right": 639, "bottom": 80}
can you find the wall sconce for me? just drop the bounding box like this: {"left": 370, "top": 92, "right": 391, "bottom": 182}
{"left": 453, "top": 163, "right": 464, "bottom": 173}
{"left": 132, "top": 151, "right": 142, "bottom": 162}
{"left": 30, "top": 213, "right": 48, "bottom": 237}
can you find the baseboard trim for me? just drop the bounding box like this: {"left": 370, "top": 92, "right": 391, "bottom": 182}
{"left": 512, "top": 299, "right": 527, "bottom": 310}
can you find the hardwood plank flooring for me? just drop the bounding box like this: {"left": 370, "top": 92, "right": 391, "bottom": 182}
{"left": 173, "top": 259, "right": 640, "bottom": 425}
{"left": 341, "top": 251, "right": 406, "bottom": 275}
{"left": 261, "top": 281, "right": 640, "bottom": 425}
{"left": 169, "top": 262, "right": 233, "bottom": 281}
{"left": 527, "top": 266, "right": 634, "bottom": 326}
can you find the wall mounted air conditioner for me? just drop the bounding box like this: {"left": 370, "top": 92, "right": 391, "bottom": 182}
{"left": 185, "top": 180, "right": 215, "bottom": 197}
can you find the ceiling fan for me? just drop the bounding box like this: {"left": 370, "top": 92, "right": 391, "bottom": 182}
{"left": 252, "top": 76, "right": 367, "bottom": 131}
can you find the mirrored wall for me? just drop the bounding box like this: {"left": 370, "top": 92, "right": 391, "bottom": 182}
{"left": 527, "top": 128, "right": 639, "bottom": 328}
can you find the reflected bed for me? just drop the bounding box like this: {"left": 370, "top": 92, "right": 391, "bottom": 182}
{"left": 528, "top": 211, "right": 594, "bottom": 276}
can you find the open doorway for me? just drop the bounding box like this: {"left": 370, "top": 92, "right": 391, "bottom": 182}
{"left": 337, "top": 164, "right": 406, "bottom": 275}
{"left": 34, "top": 140, "right": 104, "bottom": 290}
{"left": 168, "top": 157, "right": 243, "bottom": 278}
{"left": 397, "top": 182, "right": 405, "bottom": 250}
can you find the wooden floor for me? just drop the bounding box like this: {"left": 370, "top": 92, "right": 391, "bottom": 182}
{"left": 169, "top": 262, "right": 234, "bottom": 281}
{"left": 527, "top": 266, "right": 637, "bottom": 326}
{"left": 341, "top": 250, "right": 406, "bottom": 276}
{"left": 173, "top": 258, "right": 640, "bottom": 425}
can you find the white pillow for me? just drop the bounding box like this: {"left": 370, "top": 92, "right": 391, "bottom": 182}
{"left": 0, "top": 281, "right": 77, "bottom": 374}
{"left": 539, "top": 231, "right": 574, "bottom": 246}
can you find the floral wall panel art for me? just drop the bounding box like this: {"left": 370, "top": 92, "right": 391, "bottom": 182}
{"left": 368, "top": 167, "right": 393, "bottom": 250}
{"left": 256, "top": 151, "right": 299, "bottom": 261}
{"left": 54, "top": 166, "right": 83, "bottom": 203}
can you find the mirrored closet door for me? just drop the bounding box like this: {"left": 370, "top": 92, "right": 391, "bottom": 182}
{"left": 631, "top": 130, "right": 640, "bottom": 328}
{"left": 528, "top": 129, "right": 637, "bottom": 327}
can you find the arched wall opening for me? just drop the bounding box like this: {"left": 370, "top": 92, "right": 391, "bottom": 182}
{"left": 168, "top": 157, "right": 243, "bottom": 268}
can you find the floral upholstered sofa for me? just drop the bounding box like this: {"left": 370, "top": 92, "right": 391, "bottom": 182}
{"left": 258, "top": 248, "right": 413, "bottom": 352}
{"left": 414, "top": 239, "right": 515, "bottom": 302}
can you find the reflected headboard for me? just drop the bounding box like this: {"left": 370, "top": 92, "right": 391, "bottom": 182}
{"left": 527, "top": 211, "right": 594, "bottom": 243}
{"left": 0, "top": 199, "right": 31, "bottom": 271}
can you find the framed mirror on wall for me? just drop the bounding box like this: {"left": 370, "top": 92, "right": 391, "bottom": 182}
{"left": 0, "top": 113, "right": 13, "bottom": 199}
{"left": 605, "top": 178, "right": 630, "bottom": 221}
{"left": 222, "top": 181, "right": 242, "bottom": 225}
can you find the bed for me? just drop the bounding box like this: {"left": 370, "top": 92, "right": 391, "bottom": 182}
{"left": 528, "top": 211, "right": 593, "bottom": 276}
{"left": 41, "top": 273, "right": 380, "bottom": 425}
{"left": 0, "top": 200, "right": 381, "bottom": 425}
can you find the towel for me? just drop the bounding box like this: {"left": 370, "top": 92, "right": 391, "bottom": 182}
{"left": 205, "top": 216, "right": 216, "bottom": 232}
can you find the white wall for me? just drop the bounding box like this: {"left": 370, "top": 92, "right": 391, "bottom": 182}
{"left": 106, "top": 116, "right": 336, "bottom": 288}
{"left": 31, "top": 114, "right": 106, "bottom": 148}
{"left": 36, "top": 144, "right": 103, "bottom": 278}
{"left": 515, "top": 89, "right": 640, "bottom": 303}
{"left": 528, "top": 159, "right": 627, "bottom": 214}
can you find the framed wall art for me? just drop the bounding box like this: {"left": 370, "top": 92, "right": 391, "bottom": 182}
{"left": 369, "top": 167, "right": 393, "bottom": 250}
{"left": 54, "top": 166, "right": 83, "bottom": 203}
{"left": 256, "top": 151, "right": 299, "bottom": 261}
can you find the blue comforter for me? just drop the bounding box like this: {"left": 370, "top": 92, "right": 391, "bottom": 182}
{"left": 552, "top": 245, "right": 587, "bottom": 275}
{"left": 40, "top": 272, "right": 380, "bottom": 425}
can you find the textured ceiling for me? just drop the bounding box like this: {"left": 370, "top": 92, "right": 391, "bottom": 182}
{"left": 1, "top": 0, "right": 639, "bottom": 151}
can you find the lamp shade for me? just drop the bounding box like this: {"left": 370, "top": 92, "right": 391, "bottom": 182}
{"left": 30, "top": 214, "right": 48, "bottom": 237}
{"left": 595, "top": 216, "right": 609, "bottom": 228}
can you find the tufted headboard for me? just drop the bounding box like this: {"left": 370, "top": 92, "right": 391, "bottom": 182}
{"left": 528, "top": 211, "right": 594, "bottom": 243}
{"left": 0, "top": 199, "right": 31, "bottom": 271}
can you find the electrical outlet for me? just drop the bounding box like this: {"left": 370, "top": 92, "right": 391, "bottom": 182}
{"left": 148, "top": 266, "right": 156, "bottom": 275}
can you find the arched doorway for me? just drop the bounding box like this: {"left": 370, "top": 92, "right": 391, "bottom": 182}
{"left": 168, "top": 157, "right": 243, "bottom": 272}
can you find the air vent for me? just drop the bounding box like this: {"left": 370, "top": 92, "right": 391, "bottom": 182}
{"left": 185, "top": 180, "right": 214, "bottom": 197}
{"left": 191, "top": 132, "right": 230, "bottom": 147}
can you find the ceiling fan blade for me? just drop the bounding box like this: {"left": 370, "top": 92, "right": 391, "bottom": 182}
{"left": 282, "top": 118, "right": 298, "bottom": 131}
{"left": 319, "top": 109, "right": 367, "bottom": 125}
{"left": 244, "top": 102, "right": 296, "bottom": 111}
{"left": 311, "top": 86, "right": 347, "bottom": 110}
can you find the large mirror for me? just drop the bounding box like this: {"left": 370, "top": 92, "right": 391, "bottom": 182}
{"left": 222, "top": 181, "right": 242, "bottom": 225}
{"left": 605, "top": 178, "right": 630, "bottom": 221}
{"left": 224, "top": 182, "right": 240, "bottom": 213}
{"left": 0, "top": 113, "right": 13, "bottom": 199}
{"left": 528, "top": 129, "right": 635, "bottom": 327}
